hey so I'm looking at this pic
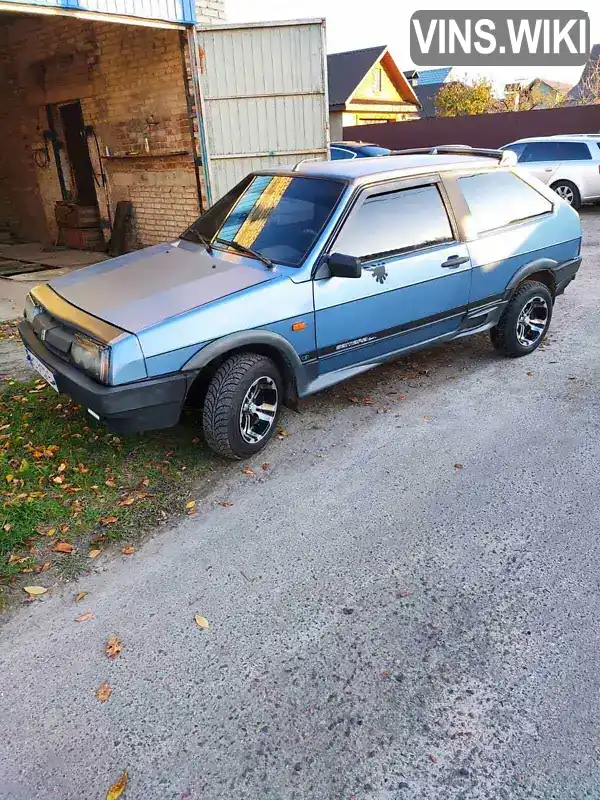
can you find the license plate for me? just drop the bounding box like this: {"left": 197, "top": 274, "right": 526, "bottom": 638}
{"left": 25, "top": 349, "right": 58, "bottom": 392}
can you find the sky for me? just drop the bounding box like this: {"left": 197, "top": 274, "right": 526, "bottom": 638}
{"left": 226, "top": 0, "right": 600, "bottom": 90}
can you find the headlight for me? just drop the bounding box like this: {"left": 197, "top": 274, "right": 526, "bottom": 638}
{"left": 71, "top": 334, "right": 110, "bottom": 384}
{"left": 24, "top": 294, "right": 42, "bottom": 324}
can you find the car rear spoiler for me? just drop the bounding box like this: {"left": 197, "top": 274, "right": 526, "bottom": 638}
{"left": 389, "top": 145, "right": 517, "bottom": 166}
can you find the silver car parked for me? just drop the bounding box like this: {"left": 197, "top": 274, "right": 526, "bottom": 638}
{"left": 501, "top": 134, "right": 600, "bottom": 209}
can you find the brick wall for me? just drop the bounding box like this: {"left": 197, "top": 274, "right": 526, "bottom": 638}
{"left": 196, "top": 0, "right": 226, "bottom": 24}
{"left": 0, "top": 2, "right": 225, "bottom": 249}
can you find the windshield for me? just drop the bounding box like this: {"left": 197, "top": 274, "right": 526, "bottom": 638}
{"left": 180, "top": 174, "right": 346, "bottom": 267}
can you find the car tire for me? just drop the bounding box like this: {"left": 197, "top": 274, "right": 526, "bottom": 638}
{"left": 202, "top": 352, "right": 283, "bottom": 459}
{"left": 550, "top": 179, "right": 581, "bottom": 210}
{"left": 490, "top": 280, "right": 553, "bottom": 358}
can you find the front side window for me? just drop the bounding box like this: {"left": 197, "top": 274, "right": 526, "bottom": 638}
{"left": 180, "top": 175, "right": 346, "bottom": 267}
{"left": 502, "top": 142, "right": 527, "bottom": 159}
{"left": 458, "top": 171, "right": 553, "bottom": 235}
{"left": 519, "top": 141, "right": 560, "bottom": 163}
{"left": 335, "top": 184, "right": 454, "bottom": 262}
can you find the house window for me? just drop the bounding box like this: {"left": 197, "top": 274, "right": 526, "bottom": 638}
{"left": 372, "top": 67, "right": 382, "bottom": 93}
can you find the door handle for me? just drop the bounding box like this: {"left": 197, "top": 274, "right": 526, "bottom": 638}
{"left": 441, "top": 255, "right": 470, "bottom": 269}
{"left": 544, "top": 168, "right": 553, "bottom": 172}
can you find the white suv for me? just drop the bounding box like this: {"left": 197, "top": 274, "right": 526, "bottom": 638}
{"left": 501, "top": 134, "right": 600, "bottom": 209}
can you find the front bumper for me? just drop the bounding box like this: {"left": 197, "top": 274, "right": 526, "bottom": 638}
{"left": 19, "top": 321, "right": 195, "bottom": 435}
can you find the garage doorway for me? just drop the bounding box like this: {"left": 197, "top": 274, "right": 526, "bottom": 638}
{"left": 58, "top": 101, "right": 97, "bottom": 207}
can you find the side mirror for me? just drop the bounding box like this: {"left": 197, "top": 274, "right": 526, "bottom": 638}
{"left": 327, "top": 252, "right": 362, "bottom": 279}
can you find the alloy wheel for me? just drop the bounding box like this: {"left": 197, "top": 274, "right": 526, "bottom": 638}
{"left": 515, "top": 296, "right": 549, "bottom": 348}
{"left": 239, "top": 376, "right": 278, "bottom": 444}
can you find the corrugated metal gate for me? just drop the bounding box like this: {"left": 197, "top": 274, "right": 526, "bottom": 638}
{"left": 194, "top": 19, "right": 329, "bottom": 203}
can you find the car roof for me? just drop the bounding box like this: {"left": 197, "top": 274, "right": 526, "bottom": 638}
{"left": 270, "top": 153, "right": 504, "bottom": 185}
{"left": 506, "top": 134, "right": 600, "bottom": 144}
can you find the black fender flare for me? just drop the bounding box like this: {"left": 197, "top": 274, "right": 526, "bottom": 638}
{"left": 181, "top": 330, "right": 309, "bottom": 395}
{"left": 503, "top": 257, "right": 558, "bottom": 299}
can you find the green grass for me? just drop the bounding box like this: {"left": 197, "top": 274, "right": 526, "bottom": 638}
{"left": 0, "top": 378, "right": 213, "bottom": 594}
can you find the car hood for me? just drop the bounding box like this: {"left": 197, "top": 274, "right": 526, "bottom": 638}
{"left": 48, "top": 241, "right": 277, "bottom": 334}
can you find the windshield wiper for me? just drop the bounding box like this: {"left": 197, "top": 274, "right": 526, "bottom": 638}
{"left": 185, "top": 227, "right": 213, "bottom": 253}
{"left": 214, "top": 237, "right": 273, "bottom": 269}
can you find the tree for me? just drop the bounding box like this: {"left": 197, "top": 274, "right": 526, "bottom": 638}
{"left": 570, "top": 59, "right": 600, "bottom": 105}
{"left": 434, "top": 77, "right": 495, "bottom": 117}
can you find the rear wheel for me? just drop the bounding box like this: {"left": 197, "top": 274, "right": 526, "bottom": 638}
{"left": 202, "top": 352, "right": 282, "bottom": 459}
{"left": 550, "top": 180, "right": 581, "bottom": 210}
{"left": 490, "top": 280, "right": 553, "bottom": 358}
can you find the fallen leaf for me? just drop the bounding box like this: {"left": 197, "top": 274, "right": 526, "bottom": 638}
{"left": 105, "top": 634, "right": 123, "bottom": 659}
{"left": 362, "top": 396, "right": 374, "bottom": 405}
{"left": 428, "top": 753, "right": 438, "bottom": 764}
{"left": 96, "top": 682, "right": 112, "bottom": 703}
{"left": 454, "top": 463, "right": 464, "bottom": 470}
{"left": 105, "top": 770, "right": 127, "bottom": 800}
{"left": 74, "top": 591, "right": 88, "bottom": 602}
{"left": 76, "top": 463, "right": 89, "bottom": 473}
{"left": 185, "top": 499, "right": 197, "bottom": 510}
{"left": 241, "top": 466, "right": 255, "bottom": 477}
{"left": 118, "top": 495, "right": 135, "bottom": 507}
{"left": 3, "top": 523, "right": 11, "bottom": 532}
{"left": 19, "top": 459, "right": 29, "bottom": 472}
{"left": 88, "top": 549, "right": 102, "bottom": 559}
{"left": 121, "top": 546, "right": 135, "bottom": 555}
{"left": 139, "top": 477, "right": 150, "bottom": 487}
{"left": 262, "top": 462, "right": 270, "bottom": 471}
{"left": 24, "top": 586, "right": 47, "bottom": 597}
{"left": 5, "top": 473, "right": 13, "bottom": 483}
{"left": 217, "top": 500, "right": 233, "bottom": 508}
{"left": 9, "top": 554, "right": 27, "bottom": 564}
{"left": 75, "top": 611, "right": 94, "bottom": 623}
{"left": 100, "top": 515, "right": 118, "bottom": 526}
{"left": 526, "top": 371, "right": 534, "bottom": 377}
{"left": 105, "top": 477, "right": 116, "bottom": 488}
{"left": 52, "top": 475, "right": 64, "bottom": 484}
{"left": 57, "top": 462, "right": 67, "bottom": 473}
{"left": 37, "top": 562, "right": 51, "bottom": 573}
{"left": 194, "top": 614, "right": 210, "bottom": 630}
{"left": 276, "top": 428, "right": 290, "bottom": 439}
{"left": 52, "top": 542, "right": 74, "bottom": 554}
{"left": 423, "top": 416, "right": 431, "bottom": 422}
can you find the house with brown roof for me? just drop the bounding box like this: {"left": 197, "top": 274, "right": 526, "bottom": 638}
{"left": 504, "top": 77, "right": 573, "bottom": 110}
{"left": 327, "top": 45, "right": 420, "bottom": 140}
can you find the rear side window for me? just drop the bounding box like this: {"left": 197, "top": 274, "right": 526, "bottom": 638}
{"left": 335, "top": 184, "right": 454, "bottom": 261}
{"left": 330, "top": 147, "right": 357, "bottom": 160}
{"left": 556, "top": 141, "right": 592, "bottom": 160}
{"left": 458, "top": 171, "right": 553, "bottom": 235}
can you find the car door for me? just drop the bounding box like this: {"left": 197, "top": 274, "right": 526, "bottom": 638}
{"left": 518, "top": 141, "right": 561, "bottom": 184}
{"left": 312, "top": 177, "right": 472, "bottom": 375}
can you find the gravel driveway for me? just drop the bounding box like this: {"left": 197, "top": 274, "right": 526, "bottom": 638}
{"left": 2, "top": 210, "right": 600, "bottom": 800}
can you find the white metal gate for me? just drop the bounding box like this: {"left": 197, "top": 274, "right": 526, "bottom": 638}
{"left": 193, "top": 19, "right": 329, "bottom": 203}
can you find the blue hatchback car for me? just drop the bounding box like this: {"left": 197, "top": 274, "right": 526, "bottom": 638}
{"left": 19, "top": 147, "right": 582, "bottom": 458}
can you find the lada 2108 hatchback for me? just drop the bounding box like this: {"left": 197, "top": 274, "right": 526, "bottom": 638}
{"left": 19, "top": 146, "right": 582, "bottom": 458}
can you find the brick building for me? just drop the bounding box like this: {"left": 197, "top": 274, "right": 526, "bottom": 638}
{"left": 0, "top": 0, "right": 225, "bottom": 251}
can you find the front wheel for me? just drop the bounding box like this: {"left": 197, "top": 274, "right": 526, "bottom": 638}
{"left": 490, "top": 280, "right": 553, "bottom": 358}
{"left": 202, "top": 352, "right": 282, "bottom": 458}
